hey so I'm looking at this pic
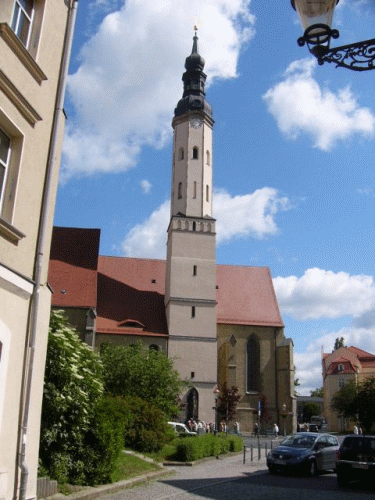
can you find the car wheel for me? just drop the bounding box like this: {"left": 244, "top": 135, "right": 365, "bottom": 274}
{"left": 337, "top": 472, "right": 350, "bottom": 487}
{"left": 268, "top": 465, "right": 277, "bottom": 474}
{"left": 307, "top": 459, "right": 317, "bottom": 477}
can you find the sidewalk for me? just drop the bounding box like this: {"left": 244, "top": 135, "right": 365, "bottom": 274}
{"left": 50, "top": 452, "right": 268, "bottom": 500}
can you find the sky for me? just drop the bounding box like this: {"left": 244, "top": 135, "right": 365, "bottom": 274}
{"left": 54, "top": 0, "right": 375, "bottom": 396}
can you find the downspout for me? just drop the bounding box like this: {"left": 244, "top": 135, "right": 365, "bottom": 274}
{"left": 17, "top": 2, "right": 78, "bottom": 499}
{"left": 275, "top": 329, "right": 279, "bottom": 426}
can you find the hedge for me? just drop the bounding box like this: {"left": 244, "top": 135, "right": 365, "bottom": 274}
{"left": 173, "top": 434, "right": 243, "bottom": 462}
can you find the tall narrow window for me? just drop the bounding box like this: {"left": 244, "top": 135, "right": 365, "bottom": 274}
{"left": 206, "top": 184, "right": 209, "bottom": 202}
{"left": 247, "top": 335, "right": 260, "bottom": 392}
{"left": 192, "top": 147, "right": 198, "bottom": 159}
{"left": 0, "top": 129, "right": 11, "bottom": 211}
{"left": 178, "top": 182, "right": 182, "bottom": 199}
{"left": 192, "top": 221, "right": 196, "bottom": 231}
{"left": 178, "top": 147, "right": 184, "bottom": 160}
{"left": 193, "top": 181, "right": 197, "bottom": 199}
{"left": 11, "top": 0, "right": 34, "bottom": 48}
{"left": 193, "top": 265, "right": 197, "bottom": 276}
{"left": 206, "top": 150, "right": 210, "bottom": 165}
{"left": 191, "top": 306, "right": 195, "bottom": 318}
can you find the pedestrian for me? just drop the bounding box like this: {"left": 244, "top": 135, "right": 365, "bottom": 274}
{"left": 253, "top": 422, "right": 259, "bottom": 437}
{"left": 353, "top": 425, "right": 359, "bottom": 435}
{"left": 273, "top": 423, "right": 279, "bottom": 438}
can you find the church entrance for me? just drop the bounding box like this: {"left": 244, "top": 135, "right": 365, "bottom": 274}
{"left": 187, "top": 387, "right": 199, "bottom": 421}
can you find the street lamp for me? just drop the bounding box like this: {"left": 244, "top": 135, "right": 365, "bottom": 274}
{"left": 213, "top": 386, "right": 220, "bottom": 435}
{"left": 291, "top": 0, "right": 375, "bottom": 71}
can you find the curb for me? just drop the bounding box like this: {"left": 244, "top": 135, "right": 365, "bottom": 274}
{"left": 49, "top": 468, "right": 173, "bottom": 500}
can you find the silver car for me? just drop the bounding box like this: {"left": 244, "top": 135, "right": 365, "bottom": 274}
{"left": 267, "top": 432, "right": 339, "bottom": 476}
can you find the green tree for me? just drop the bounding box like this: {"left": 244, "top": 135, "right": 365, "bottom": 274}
{"left": 39, "top": 310, "right": 104, "bottom": 484}
{"left": 310, "top": 387, "right": 323, "bottom": 398}
{"left": 331, "top": 380, "right": 357, "bottom": 421}
{"left": 356, "top": 377, "right": 375, "bottom": 433}
{"left": 294, "top": 377, "right": 300, "bottom": 396}
{"left": 100, "top": 342, "right": 183, "bottom": 418}
{"left": 302, "top": 402, "right": 320, "bottom": 422}
{"left": 334, "top": 337, "right": 346, "bottom": 350}
{"left": 217, "top": 383, "right": 241, "bottom": 422}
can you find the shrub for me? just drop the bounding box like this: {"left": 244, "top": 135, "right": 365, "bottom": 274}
{"left": 123, "top": 396, "right": 173, "bottom": 453}
{"left": 172, "top": 434, "right": 243, "bottom": 462}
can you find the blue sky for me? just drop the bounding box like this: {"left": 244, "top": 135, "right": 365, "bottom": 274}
{"left": 54, "top": 0, "right": 375, "bottom": 395}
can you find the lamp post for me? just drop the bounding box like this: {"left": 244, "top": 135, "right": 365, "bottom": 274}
{"left": 291, "top": 0, "right": 375, "bottom": 71}
{"left": 280, "top": 403, "right": 288, "bottom": 436}
{"left": 214, "top": 386, "right": 220, "bottom": 435}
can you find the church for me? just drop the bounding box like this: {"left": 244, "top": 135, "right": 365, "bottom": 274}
{"left": 48, "top": 33, "right": 296, "bottom": 433}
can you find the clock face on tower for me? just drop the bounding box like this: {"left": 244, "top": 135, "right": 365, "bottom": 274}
{"left": 190, "top": 117, "right": 203, "bottom": 129}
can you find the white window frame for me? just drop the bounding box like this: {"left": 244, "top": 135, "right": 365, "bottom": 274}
{"left": 0, "top": 128, "right": 11, "bottom": 214}
{"left": 11, "top": 0, "right": 35, "bottom": 49}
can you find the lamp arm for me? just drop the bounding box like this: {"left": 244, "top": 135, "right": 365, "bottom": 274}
{"left": 316, "top": 38, "right": 375, "bottom": 71}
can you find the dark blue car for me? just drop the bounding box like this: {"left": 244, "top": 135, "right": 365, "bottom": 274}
{"left": 267, "top": 432, "right": 339, "bottom": 476}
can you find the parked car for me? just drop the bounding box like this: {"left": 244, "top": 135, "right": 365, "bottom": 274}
{"left": 267, "top": 432, "right": 339, "bottom": 476}
{"left": 336, "top": 435, "right": 375, "bottom": 487}
{"left": 308, "top": 423, "right": 320, "bottom": 433}
{"left": 167, "top": 422, "right": 197, "bottom": 436}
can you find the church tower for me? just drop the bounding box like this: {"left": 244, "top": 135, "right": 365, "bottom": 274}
{"left": 165, "top": 31, "right": 217, "bottom": 423}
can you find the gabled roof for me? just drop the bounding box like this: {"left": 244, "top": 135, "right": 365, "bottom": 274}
{"left": 48, "top": 227, "right": 284, "bottom": 336}
{"left": 348, "top": 346, "right": 375, "bottom": 361}
{"left": 48, "top": 227, "right": 100, "bottom": 308}
{"left": 216, "top": 265, "right": 284, "bottom": 327}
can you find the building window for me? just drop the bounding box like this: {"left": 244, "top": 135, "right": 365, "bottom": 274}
{"left": 149, "top": 344, "right": 159, "bottom": 351}
{"left": 0, "top": 129, "right": 11, "bottom": 211}
{"left": 206, "top": 150, "right": 210, "bottom": 165}
{"left": 338, "top": 363, "right": 344, "bottom": 372}
{"left": 339, "top": 376, "right": 345, "bottom": 388}
{"left": 191, "top": 306, "right": 195, "bottom": 318}
{"left": 193, "top": 265, "right": 197, "bottom": 276}
{"left": 246, "top": 335, "right": 260, "bottom": 393}
{"left": 192, "top": 221, "right": 196, "bottom": 231}
{"left": 193, "top": 181, "right": 197, "bottom": 199}
{"left": 178, "top": 182, "right": 182, "bottom": 199}
{"left": 11, "top": 0, "right": 34, "bottom": 48}
{"left": 178, "top": 147, "right": 184, "bottom": 160}
{"left": 206, "top": 184, "right": 209, "bottom": 202}
{"left": 192, "top": 146, "right": 198, "bottom": 159}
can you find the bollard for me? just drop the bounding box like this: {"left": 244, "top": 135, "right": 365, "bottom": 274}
{"left": 251, "top": 444, "right": 253, "bottom": 461}
{"left": 258, "top": 441, "right": 261, "bottom": 460}
{"left": 243, "top": 445, "right": 246, "bottom": 464}
{"left": 265, "top": 442, "right": 268, "bottom": 457}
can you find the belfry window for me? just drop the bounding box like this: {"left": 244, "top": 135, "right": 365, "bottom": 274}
{"left": 246, "top": 335, "right": 260, "bottom": 393}
{"left": 192, "top": 147, "right": 198, "bottom": 159}
{"left": 178, "top": 182, "right": 182, "bottom": 199}
{"left": 191, "top": 306, "right": 196, "bottom": 318}
{"left": 11, "top": 0, "right": 34, "bottom": 48}
{"left": 206, "top": 184, "right": 209, "bottom": 202}
{"left": 193, "top": 181, "right": 197, "bottom": 199}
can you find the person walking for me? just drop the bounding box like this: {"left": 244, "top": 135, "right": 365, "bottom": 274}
{"left": 273, "top": 423, "right": 279, "bottom": 438}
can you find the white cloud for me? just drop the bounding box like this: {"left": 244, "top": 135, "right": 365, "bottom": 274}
{"left": 61, "top": 0, "right": 255, "bottom": 182}
{"left": 274, "top": 268, "right": 375, "bottom": 321}
{"left": 295, "top": 326, "right": 375, "bottom": 395}
{"left": 121, "top": 187, "right": 290, "bottom": 258}
{"left": 262, "top": 58, "right": 375, "bottom": 151}
{"left": 140, "top": 179, "right": 152, "bottom": 194}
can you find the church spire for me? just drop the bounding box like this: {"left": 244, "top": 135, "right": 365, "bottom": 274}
{"left": 174, "top": 30, "right": 213, "bottom": 119}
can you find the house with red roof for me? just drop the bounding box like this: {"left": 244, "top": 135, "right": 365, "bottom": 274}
{"left": 48, "top": 34, "right": 295, "bottom": 433}
{"left": 322, "top": 346, "right": 375, "bottom": 432}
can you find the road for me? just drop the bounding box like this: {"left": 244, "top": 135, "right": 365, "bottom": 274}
{"left": 96, "top": 451, "right": 375, "bottom": 500}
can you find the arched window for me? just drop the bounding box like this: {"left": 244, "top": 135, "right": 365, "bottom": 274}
{"left": 192, "top": 147, "right": 198, "bottom": 159}
{"left": 187, "top": 387, "right": 199, "bottom": 421}
{"left": 178, "top": 182, "right": 182, "bottom": 199}
{"left": 178, "top": 147, "right": 184, "bottom": 160}
{"left": 247, "top": 335, "right": 260, "bottom": 393}
{"left": 206, "top": 150, "right": 210, "bottom": 165}
{"left": 192, "top": 221, "right": 196, "bottom": 231}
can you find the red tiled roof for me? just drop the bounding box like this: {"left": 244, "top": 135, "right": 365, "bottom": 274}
{"left": 96, "top": 257, "right": 168, "bottom": 336}
{"left": 48, "top": 227, "right": 284, "bottom": 335}
{"left": 216, "top": 265, "right": 284, "bottom": 327}
{"left": 348, "top": 346, "right": 375, "bottom": 361}
{"left": 48, "top": 227, "right": 100, "bottom": 308}
{"left": 326, "top": 358, "right": 357, "bottom": 375}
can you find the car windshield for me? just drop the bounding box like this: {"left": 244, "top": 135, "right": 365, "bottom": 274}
{"left": 280, "top": 435, "right": 316, "bottom": 448}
